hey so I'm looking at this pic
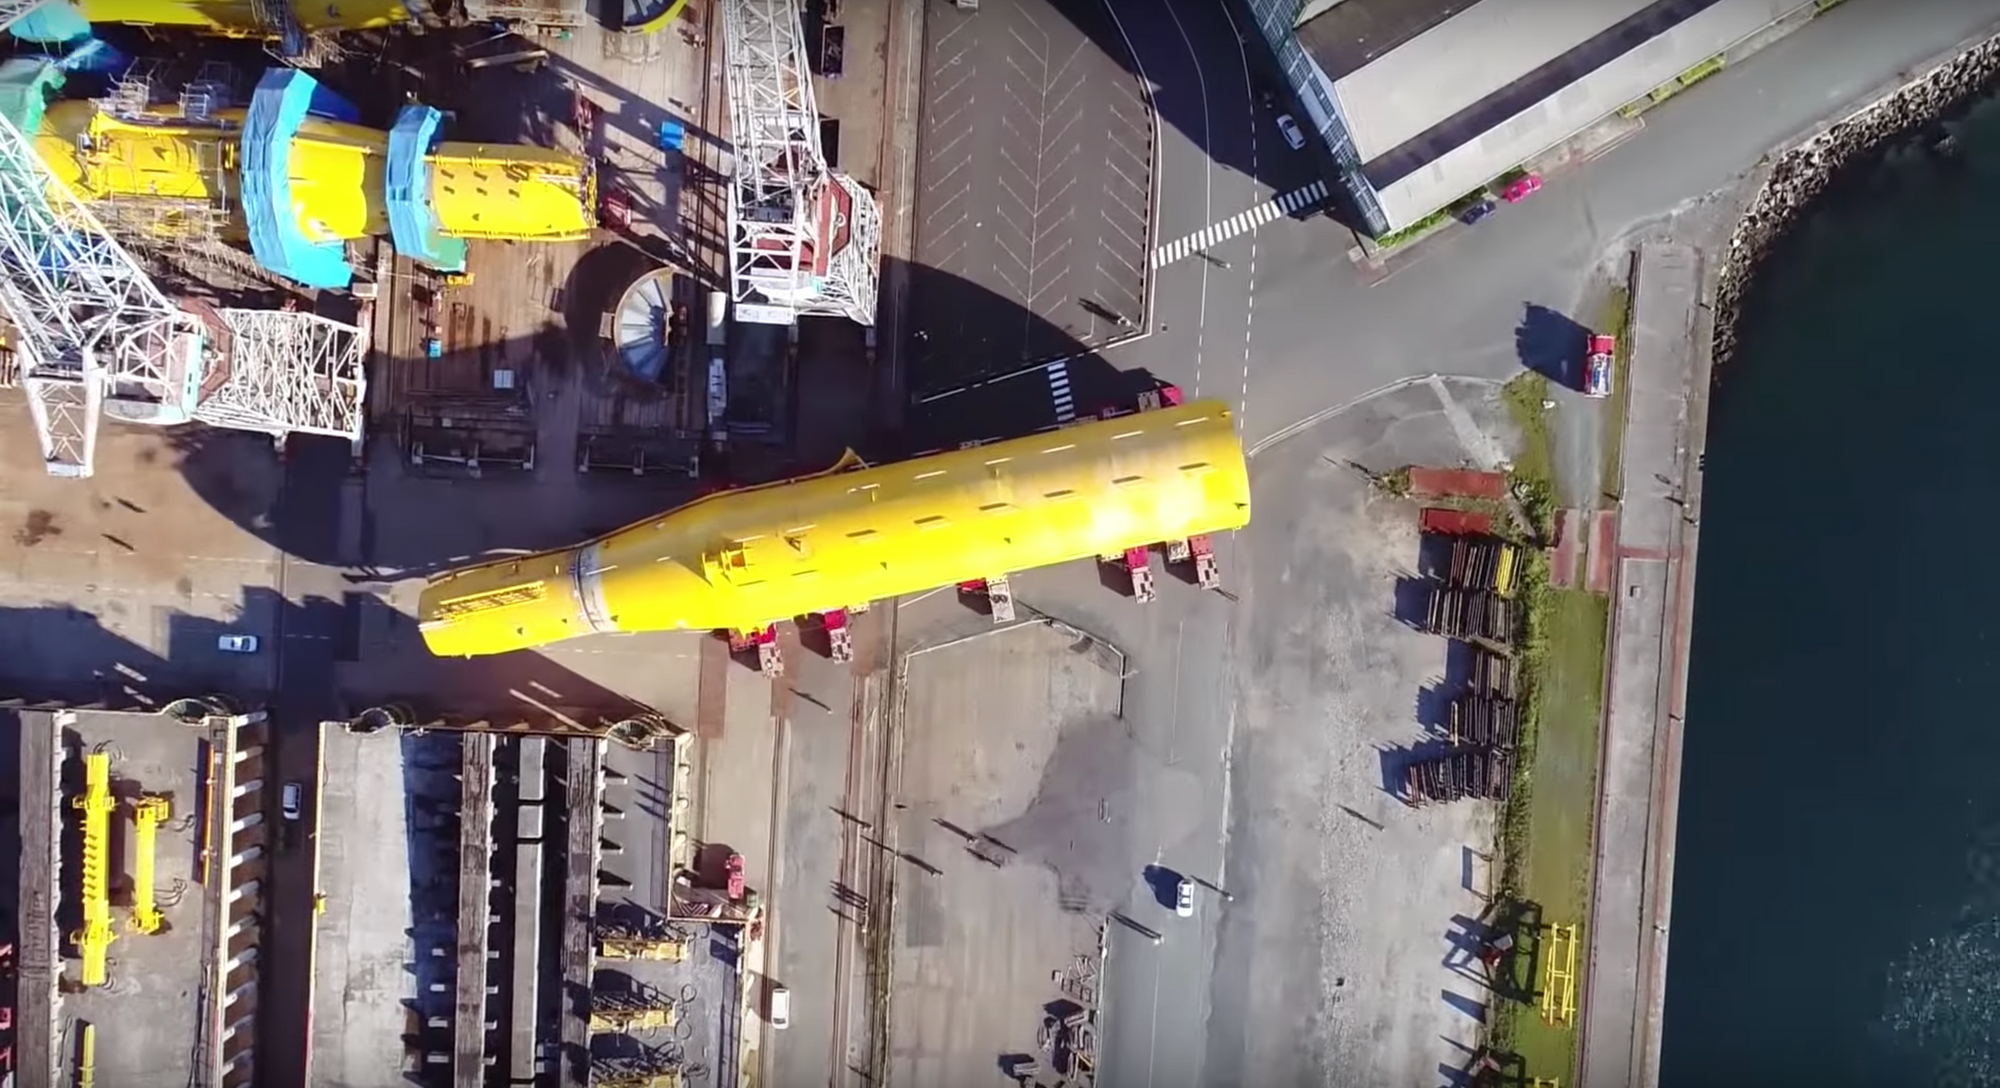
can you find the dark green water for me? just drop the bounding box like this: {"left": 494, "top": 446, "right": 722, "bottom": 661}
{"left": 1660, "top": 89, "right": 2000, "bottom": 1087}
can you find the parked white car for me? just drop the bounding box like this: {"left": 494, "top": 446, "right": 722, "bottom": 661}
{"left": 1275, "top": 113, "right": 1306, "bottom": 151}
{"left": 217, "top": 633, "right": 259, "bottom": 654}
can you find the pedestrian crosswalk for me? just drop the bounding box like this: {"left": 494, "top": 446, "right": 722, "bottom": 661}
{"left": 1150, "top": 179, "right": 1331, "bottom": 270}
{"left": 1046, "top": 359, "right": 1076, "bottom": 423}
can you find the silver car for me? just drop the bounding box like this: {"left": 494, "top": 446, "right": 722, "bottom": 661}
{"left": 217, "top": 633, "right": 259, "bottom": 654}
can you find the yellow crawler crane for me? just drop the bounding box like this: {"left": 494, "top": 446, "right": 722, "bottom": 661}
{"left": 71, "top": 750, "right": 115, "bottom": 986}
{"left": 419, "top": 398, "right": 1252, "bottom": 656}
{"left": 129, "top": 795, "right": 171, "bottom": 934}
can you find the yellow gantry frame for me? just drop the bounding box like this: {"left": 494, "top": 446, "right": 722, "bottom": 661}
{"left": 129, "top": 795, "right": 170, "bottom": 934}
{"left": 1541, "top": 922, "right": 1579, "bottom": 1027}
{"left": 71, "top": 751, "right": 115, "bottom": 986}
{"left": 419, "top": 398, "right": 1252, "bottom": 656}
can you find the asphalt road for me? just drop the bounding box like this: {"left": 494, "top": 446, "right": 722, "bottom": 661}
{"left": 260, "top": 435, "right": 352, "bottom": 1088}
{"left": 1064, "top": 0, "right": 2000, "bottom": 1086}
{"left": 908, "top": 0, "right": 1155, "bottom": 393}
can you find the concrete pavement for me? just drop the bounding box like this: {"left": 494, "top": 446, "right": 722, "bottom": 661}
{"left": 1578, "top": 242, "right": 1712, "bottom": 1088}
{"left": 1062, "top": 2, "right": 2000, "bottom": 1087}
{"left": 1233, "top": 0, "right": 2000, "bottom": 453}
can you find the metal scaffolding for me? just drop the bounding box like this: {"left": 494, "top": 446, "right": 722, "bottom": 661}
{"left": 721, "top": 0, "right": 877, "bottom": 326}
{"left": 90, "top": 61, "right": 239, "bottom": 249}
{"left": 197, "top": 308, "right": 367, "bottom": 441}
{"left": 0, "top": 10, "right": 369, "bottom": 476}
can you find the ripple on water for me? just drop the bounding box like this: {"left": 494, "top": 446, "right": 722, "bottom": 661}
{"left": 1884, "top": 915, "right": 2000, "bottom": 1087}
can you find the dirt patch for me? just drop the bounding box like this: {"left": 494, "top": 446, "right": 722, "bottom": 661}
{"left": 14, "top": 509, "right": 59, "bottom": 547}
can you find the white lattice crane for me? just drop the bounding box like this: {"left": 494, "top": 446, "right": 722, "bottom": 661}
{"left": 0, "top": 1, "right": 366, "bottom": 477}
{"left": 721, "top": 0, "right": 879, "bottom": 326}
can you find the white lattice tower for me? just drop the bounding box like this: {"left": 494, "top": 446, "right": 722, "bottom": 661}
{"left": 196, "top": 308, "right": 366, "bottom": 441}
{"left": 0, "top": 99, "right": 202, "bottom": 475}
{"left": 721, "top": 0, "right": 878, "bottom": 325}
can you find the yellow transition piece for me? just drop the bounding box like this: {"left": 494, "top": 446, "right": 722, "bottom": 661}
{"left": 72, "top": 0, "right": 414, "bottom": 35}
{"left": 420, "top": 398, "right": 1253, "bottom": 656}
{"left": 35, "top": 101, "right": 595, "bottom": 244}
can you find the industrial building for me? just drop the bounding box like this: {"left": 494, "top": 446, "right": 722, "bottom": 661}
{"left": 1239, "top": 0, "right": 1820, "bottom": 234}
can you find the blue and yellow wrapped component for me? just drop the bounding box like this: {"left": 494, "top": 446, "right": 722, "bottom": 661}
{"left": 419, "top": 398, "right": 1253, "bottom": 657}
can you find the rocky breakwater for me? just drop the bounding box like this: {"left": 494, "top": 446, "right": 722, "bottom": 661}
{"left": 1714, "top": 27, "right": 2000, "bottom": 369}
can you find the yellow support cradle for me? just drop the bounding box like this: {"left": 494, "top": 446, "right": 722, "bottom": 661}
{"left": 70, "top": 752, "right": 115, "bottom": 986}
{"left": 129, "top": 796, "right": 171, "bottom": 934}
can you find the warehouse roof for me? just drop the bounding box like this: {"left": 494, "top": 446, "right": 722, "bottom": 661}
{"left": 1303, "top": 0, "right": 1811, "bottom": 229}
{"left": 1292, "top": 0, "right": 1482, "bottom": 85}
{"left": 1325, "top": 0, "right": 1667, "bottom": 162}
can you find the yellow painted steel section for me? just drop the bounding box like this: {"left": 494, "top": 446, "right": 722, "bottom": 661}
{"left": 419, "top": 399, "right": 1252, "bottom": 657}
{"left": 623, "top": 0, "right": 692, "bottom": 34}
{"left": 71, "top": 751, "right": 115, "bottom": 987}
{"left": 428, "top": 142, "right": 596, "bottom": 241}
{"left": 74, "top": 0, "right": 414, "bottom": 34}
{"left": 33, "top": 102, "right": 592, "bottom": 244}
{"left": 130, "top": 795, "right": 170, "bottom": 934}
{"left": 598, "top": 934, "right": 690, "bottom": 961}
{"left": 589, "top": 1005, "right": 675, "bottom": 1032}
{"left": 77, "top": 1022, "right": 96, "bottom": 1088}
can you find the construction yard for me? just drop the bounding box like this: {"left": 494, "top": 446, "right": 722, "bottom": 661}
{"left": 1213, "top": 377, "right": 1519, "bottom": 1087}
{"left": 885, "top": 621, "right": 1125, "bottom": 1088}
{"left": 0, "top": 416, "right": 285, "bottom": 706}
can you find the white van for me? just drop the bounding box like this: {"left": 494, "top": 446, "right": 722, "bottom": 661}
{"left": 281, "top": 782, "right": 303, "bottom": 821}
{"left": 768, "top": 984, "right": 791, "bottom": 1030}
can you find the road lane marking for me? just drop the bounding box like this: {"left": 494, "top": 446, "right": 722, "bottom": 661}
{"left": 1149, "top": 179, "right": 1329, "bottom": 269}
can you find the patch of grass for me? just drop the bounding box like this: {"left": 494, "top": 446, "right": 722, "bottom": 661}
{"left": 1490, "top": 569, "right": 1610, "bottom": 1080}
{"left": 1372, "top": 189, "right": 1498, "bottom": 249}
{"left": 1595, "top": 285, "right": 1634, "bottom": 500}
{"left": 1487, "top": 380, "right": 1613, "bottom": 1082}
{"left": 1378, "top": 465, "right": 1412, "bottom": 498}
{"left": 1372, "top": 206, "right": 1455, "bottom": 250}
{"left": 1502, "top": 372, "right": 1556, "bottom": 542}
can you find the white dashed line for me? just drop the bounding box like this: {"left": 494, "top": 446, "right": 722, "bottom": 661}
{"left": 1149, "top": 179, "right": 1329, "bottom": 270}
{"left": 1047, "top": 358, "right": 1076, "bottom": 422}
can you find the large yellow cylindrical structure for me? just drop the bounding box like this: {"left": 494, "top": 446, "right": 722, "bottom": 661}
{"left": 73, "top": 0, "right": 414, "bottom": 34}
{"left": 35, "top": 101, "right": 595, "bottom": 245}
{"left": 419, "top": 399, "right": 1253, "bottom": 657}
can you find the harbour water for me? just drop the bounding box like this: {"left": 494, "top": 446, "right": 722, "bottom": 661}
{"left": 1659, "top": 86, "right": 2000, "bottom": 1087}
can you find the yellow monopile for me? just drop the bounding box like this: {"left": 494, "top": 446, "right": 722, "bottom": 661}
{"left": 419, "top": 399, "right": 1253, "bottom": 656}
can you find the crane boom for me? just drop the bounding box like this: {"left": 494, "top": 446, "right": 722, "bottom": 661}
{"left": 0, "top": 2, "right": 368, "bottom": 476}
{"left": 0, "top": 100, "right": 205, "bottom": 475}
{"left": 0, "top": 0, "right": 209, "bottom": 475}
